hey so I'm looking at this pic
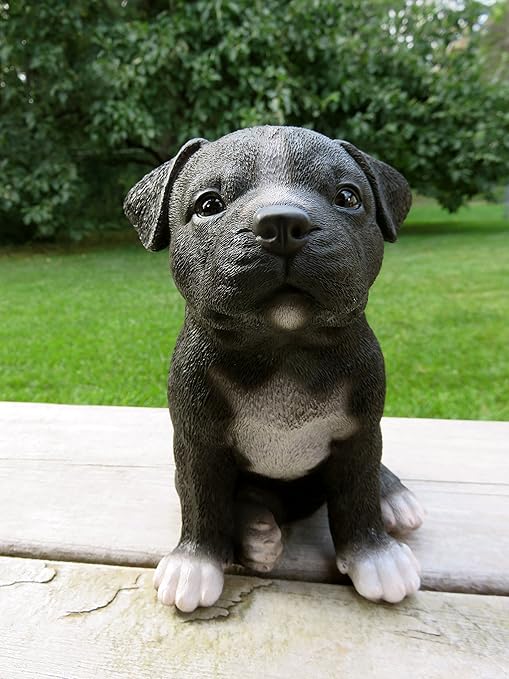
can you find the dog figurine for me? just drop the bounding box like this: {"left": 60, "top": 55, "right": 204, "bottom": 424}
{"left": 124, "top": 126, "right": 424, "bottom": 612}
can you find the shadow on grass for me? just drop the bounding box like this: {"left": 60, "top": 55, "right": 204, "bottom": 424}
{"left": 0, "top": 230, "right": 141, "bottom": 257}
{"left": 401, "top": 221, "right": 509, "bottom": 236}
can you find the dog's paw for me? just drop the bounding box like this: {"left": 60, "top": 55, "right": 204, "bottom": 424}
{"left": 381, "top": 488, "right": 424, "bottom": 535}
{"left": 236, "top": 503, "right": 283, "bottom": 573}
{"left": 153, "top": 551, "right": 224, "bottom": 612}
{"left": 337, "top": 538, "right": 421, "bottom": 604}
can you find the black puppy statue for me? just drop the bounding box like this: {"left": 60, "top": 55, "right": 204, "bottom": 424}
{"left": 124, "top": 126, "right": 424, "bottom": 613}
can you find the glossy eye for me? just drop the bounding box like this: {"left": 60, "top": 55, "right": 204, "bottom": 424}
{"left": 334, "top": 187, "right": 361, "bottom": 210}
{"left": 193, "top": 190, "right": 226, "bottom": 218}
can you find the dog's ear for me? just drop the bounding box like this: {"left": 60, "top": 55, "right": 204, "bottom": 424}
{"left": 123, "top": 138, "right": 207, "bottom": 251}
{"left": 336, "top": 140, "right": 412, "bottom": 242}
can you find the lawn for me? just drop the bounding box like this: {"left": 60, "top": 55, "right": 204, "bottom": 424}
{"left": 1, "top": 201, "right": 508, "bottom": 420}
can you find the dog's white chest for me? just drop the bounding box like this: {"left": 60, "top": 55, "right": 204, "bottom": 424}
{"left": 213, "top": 369, "right": 357, "bottom": 480}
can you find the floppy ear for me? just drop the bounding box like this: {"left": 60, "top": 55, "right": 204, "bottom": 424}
{"left": 123, "top": 137, "right": 207, "bottom": 251}
{"left": 336, "top": 140, "right": 412, "bottom": 242}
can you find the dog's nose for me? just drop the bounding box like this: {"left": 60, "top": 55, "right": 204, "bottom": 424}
{"left": 252, "top": 205, "right": 312, "bottom": 256}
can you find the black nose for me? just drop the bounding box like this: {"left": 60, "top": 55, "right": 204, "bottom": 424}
{"left": 252, "top": 205, "right": 312, "bottom": 256}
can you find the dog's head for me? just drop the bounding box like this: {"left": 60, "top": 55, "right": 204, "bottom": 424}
{"left": 124, "top": 126, "right": 411, "bottom": 343}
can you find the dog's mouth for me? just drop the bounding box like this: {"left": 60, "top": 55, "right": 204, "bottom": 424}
{"left": 198, "top": 284, "right": 315, "bottom": 334}
{"left": 276, "top": 283, "right": 309, "bottom": 296}
{"left": 259, "top": 283, "right": 314, "bottom": 305}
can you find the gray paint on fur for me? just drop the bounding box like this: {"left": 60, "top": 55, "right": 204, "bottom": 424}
{"left": 211, "top": 366, "right": 357, "bottom": 480}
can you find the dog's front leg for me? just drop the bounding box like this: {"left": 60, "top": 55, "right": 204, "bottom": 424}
{"left": 154, "top": 436, "right": 238, "bottom": 612}
{"left": 325, "top": 426, "right": 421, "bottom": 603}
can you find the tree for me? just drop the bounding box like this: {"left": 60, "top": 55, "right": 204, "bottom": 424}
{"left": 1, "top": 0, "right": 508, "bottom": 242}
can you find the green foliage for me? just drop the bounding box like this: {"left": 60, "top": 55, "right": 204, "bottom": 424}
{"left": 1, "top": 0, "right": 509, "bottom": 241}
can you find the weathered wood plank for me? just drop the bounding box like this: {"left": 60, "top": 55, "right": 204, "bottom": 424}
{"left": 0, "top": 556, "right": 507, "bottom": 679}
{"left": 1, "top": 402, "right": 508, "bottom": 593}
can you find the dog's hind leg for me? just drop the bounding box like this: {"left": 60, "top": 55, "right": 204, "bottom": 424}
{"left": 234, "top": 484, "right": 284, "bottom": 573}
{"left": 234, "top": 469, "right": 328, "bottom": 572}
{"left": 380, "top": 464, "right": 424, "bottom": 535}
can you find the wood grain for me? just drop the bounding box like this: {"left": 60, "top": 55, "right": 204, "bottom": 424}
{"left": 0, "top": 556, "right": 507, "bottom": 679}
{"left": 0, "top": 401, "right": 508, "bottom": 593}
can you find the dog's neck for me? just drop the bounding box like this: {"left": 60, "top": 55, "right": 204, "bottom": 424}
{"left": 183, "top": 306, "right": 372, "bottom": 359}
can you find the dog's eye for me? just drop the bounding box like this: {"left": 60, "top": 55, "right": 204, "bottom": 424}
{"left": 193, "top": 190, "right": 226, "bottom": 218}
{"left": 334, "top": 188, "right": 361, "bottom": 210}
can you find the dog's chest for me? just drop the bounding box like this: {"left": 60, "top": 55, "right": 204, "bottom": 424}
{"left": 212, "top": 369, "right": 357, "bottom": 480}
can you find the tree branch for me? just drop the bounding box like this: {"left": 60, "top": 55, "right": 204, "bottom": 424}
{"left": 125, "top": 140, "right": 165, "bottom": 164}
{"left": 105, "top": 155, "right": 155, "bottom": 168}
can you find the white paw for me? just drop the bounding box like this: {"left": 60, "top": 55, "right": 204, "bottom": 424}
{"left": 381, "top": 488, "right": 424, "bottom": 535}
{"left": 153, "top": 551, "right": 224, "bottom": 612}
{"left": 337, "top": 539, "right": 421, "bottom": 604}
{"left": 237, "top": 506, "right": 283, "bottom": 573}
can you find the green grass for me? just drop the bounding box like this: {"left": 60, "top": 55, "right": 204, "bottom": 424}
{"left": 1, "top": 201, "right": 508, "bottom": 419}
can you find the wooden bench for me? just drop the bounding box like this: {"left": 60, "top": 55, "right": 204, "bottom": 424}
{"left": 1, "top": 401, "right": 508, "bottom": 678}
